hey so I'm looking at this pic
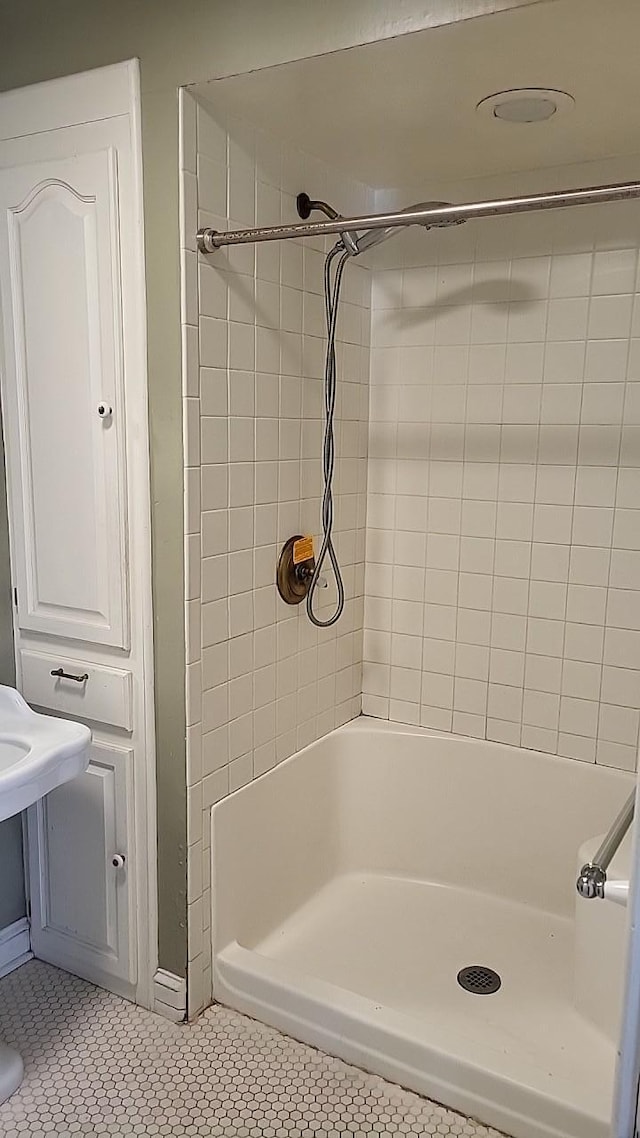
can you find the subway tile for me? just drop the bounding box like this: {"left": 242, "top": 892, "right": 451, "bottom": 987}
{"left": 581, "top": 382, "right": 625, "bottom": 425}
{"left": 562, "top": 659, "right": 601, "bottom": 701}
{"left": 523, "top": 689, "right": 560, "bottom": 731}
{"left": 521, "top": 724, "right": 558, "bottom": 753}
{"left": 491, "top": 611, "right": 526, "bottom": 652}
{"left": 562, "top": 621, "right": 604, "bottom": 665}
{"left": 578, "top": 425, "right": 621, "bottom": 465}
{"left": 524, "top": 653, "right": 562, "bottom": 693}
{"left": 599, "top": 703, "right": 639, "bottom": 746}
{"left": 568, "top": 545, "right": 610, "bottom": 587}
{"left": 487, "top": 718, "right": 521, "bottom": 745}
{"left": 526, "top": 616, "right": 565, "bottom": 657}
{"left": 592, "top": 248, "right": 637, "bottom": 295}
{"left": 489, "top": 648, "right": 525, "bottom": 687}
{"left": 452, "top": 710, "right": 486, "bottom": 738}
{"left": 533, "top": 504, "right": 573, "bottom": 544}
{"left": 549, "top": 253, "right": 592, "bottom": 298}
{"left": 588, "top": 294, "right": 633, "bottom": 339}
{"left": 566, "top": 584, "right": 607, "bottom": 625}
{"left": 607, "top": 588, "right": 640, "bottom": 631}
{"left": 601, "top": 665, "right": 640, "bottom": 707}
{"left": 612, "top": 509, "right": 640, "bottom": 550}
{"left": 529, "top": 580, "right": 567, "bottom": 620}
{"left": 575, "top": 466, "right": 617, "bottom": 507}
{"left": 530, "top": 543, "right": 570, "bottom": 582}
{"left": 559, "top": 729, "right": 596, "bottom": 762}
{"left": 596, "top": 739, "right": 637, "bottom": 770}
{"left": 419, "top": 704, "right": 452, "bottom": 731}
{"left": 584, "top": 339, "right": 628, "bottom": 383}
{"left": 487, "top": 682, "right": 523, "bottom": 723}
{"left": 571, "top": 506, "right": 614, "bottom": 547}
{"left": 450, "top": 678, "right": 485, "bottom": 714}
{"left": 543, "top": 340, "right": 584, "bottom": 384}
{"left": 547, "top": 297, "right": 589, "bottom": 341}
{"left": 605, "top": 548, "right": 637, "bottom": 591}
{"left": 492, "top": 575, "right": 529, "bottom": 615}
{"left": 537, "top": 425, "right": 579, "bottom": 466}
{"left": 540, "top": 384, "right": 582, "bottom": 425}
{"left": 559, "top": 695, "right": 599, "bottom": 738}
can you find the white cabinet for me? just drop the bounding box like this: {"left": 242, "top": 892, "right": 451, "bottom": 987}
{"left": 0, "top": 63, "right": 156, "bottom": 1008}
{"left": 27, "top": 742, "right": 134, "bottom": 987}
{"left": 0, "top": 139, "right": 129, "bottom": 647}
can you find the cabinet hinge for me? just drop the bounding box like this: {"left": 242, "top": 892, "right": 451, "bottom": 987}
{"left": 13, "top": 587, "right": 17, "bottom": 607}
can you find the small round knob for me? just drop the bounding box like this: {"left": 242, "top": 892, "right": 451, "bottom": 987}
{"left": 97, "top": 403, "right": 113, "bottom": 418}
{"left": 111, "top": 854, "right": 126, "bottom": 869}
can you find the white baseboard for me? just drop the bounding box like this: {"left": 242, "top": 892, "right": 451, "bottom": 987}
{"left": 0, "top": 918, "right": 32, "bottom": 979}
{"left": 153, "top": 967, "right": 186, "bottom": 1023}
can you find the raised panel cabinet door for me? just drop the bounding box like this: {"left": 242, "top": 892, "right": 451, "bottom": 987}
{"left": 27, "top": 741, "right": 135, "bottom": 986}
{"left": 0, "top": 137, "right": 129, "bottom": 646}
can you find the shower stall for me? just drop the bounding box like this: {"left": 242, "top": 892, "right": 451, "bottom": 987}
{"left": 179, "top": 4, "right": 640, "bottom": 1136}
{"left": 210, "top": 719, "right": 632, "bottom": 1138}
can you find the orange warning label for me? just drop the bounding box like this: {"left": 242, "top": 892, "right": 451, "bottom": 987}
{"left": 293, "top": 535, "right": 314, "bottom": 565}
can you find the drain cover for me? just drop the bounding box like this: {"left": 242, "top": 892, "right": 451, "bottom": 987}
{"left": 457, "top": 965, "right": 502, "bottom": 994}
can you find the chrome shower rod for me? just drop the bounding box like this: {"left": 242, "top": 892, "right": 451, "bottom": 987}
{"left": 197, "top": 179, "right": 640, "bottom": 253}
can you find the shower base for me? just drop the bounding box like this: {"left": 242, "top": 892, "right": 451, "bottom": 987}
{"left": 211, "top": 718, "right": 632, "bottom": 1138}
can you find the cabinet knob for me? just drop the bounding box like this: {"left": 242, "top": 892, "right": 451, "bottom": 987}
{"left": 111, "top": 854, "right": 126, "bottom": 869}
{"left": 97, "top": 403, "right": 113, "bottom": 419}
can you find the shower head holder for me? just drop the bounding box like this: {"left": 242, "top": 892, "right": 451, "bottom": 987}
{"left": 296, "top": 193, "right": 337, "bottom": 222}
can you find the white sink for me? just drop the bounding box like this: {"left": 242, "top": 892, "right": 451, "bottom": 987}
{"left": 0, "top": 684, "right": 91, "bottom": 1106}
{"left": 0, "top": 684, "right": 91, "bottom": 823}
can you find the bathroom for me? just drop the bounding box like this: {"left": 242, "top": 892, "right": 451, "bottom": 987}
{"left": 0, "top": 1, "right": 639, "bottom": 1136}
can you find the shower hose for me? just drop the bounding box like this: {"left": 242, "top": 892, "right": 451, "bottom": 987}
{"left": 305, "top": 240, "right": 351, "bottom": 628}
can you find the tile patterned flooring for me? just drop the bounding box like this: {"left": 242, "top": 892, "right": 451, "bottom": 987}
{"left": 0, "top": 961, "right": 504, "bottom": 1137}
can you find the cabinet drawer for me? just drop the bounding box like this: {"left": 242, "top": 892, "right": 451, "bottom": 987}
{"left": 20, "top": 650, "right": 132, "bottom": 730}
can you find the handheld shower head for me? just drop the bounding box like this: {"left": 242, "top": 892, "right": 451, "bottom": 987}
{"left": 351, "top": 201, "right": 466, "bottom": 256}
{"left": 296, "top": 193, "right": 466, "bottom": 260}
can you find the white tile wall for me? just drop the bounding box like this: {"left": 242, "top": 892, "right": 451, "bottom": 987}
{"left": 180, "top": 89, "right": 372, "bottom": 1016}
{"left": 363, "top": 184, "right": 640, "bottom": 773}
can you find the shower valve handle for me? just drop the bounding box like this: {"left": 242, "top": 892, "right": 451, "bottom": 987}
{"left": 296, "top": 564, "right": 327, "bottom": 588}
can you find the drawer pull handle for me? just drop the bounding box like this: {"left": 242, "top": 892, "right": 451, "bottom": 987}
{"left": 50, "top": 667, "right": 89, "bottom": 683}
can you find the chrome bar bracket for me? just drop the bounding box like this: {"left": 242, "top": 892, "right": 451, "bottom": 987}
{"left": 196, "top": 228, "right": 220, "bottom": 255}
{"left": 577, "top": 863, "right": 607, "bottom": 900}
{"left": 576, "top": 789, "right": 635, "bottom": 901}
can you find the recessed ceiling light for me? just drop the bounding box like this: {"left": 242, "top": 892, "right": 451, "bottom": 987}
{"left": 476, "top": 88, "right": 575, "bottom": 123}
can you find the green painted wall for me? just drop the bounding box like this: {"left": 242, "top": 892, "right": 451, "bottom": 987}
{"left": 0, "top": 415, "right": 24, "bottom": 930}
{"left": 0, "top": 0, "right": 548, "bottom": 975}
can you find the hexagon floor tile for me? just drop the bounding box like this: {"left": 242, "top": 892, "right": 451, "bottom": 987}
{"left": 0, "top": 961, "right": 505, "bottom": 1137}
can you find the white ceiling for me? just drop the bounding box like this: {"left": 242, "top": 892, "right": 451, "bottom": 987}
{"left": 195, "top": 0, "right": 640, "bottom": 189}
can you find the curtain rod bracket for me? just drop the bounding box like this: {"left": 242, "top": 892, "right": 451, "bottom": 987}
{"left": 196, "top": 228, "right": 221, "bottom": 254}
